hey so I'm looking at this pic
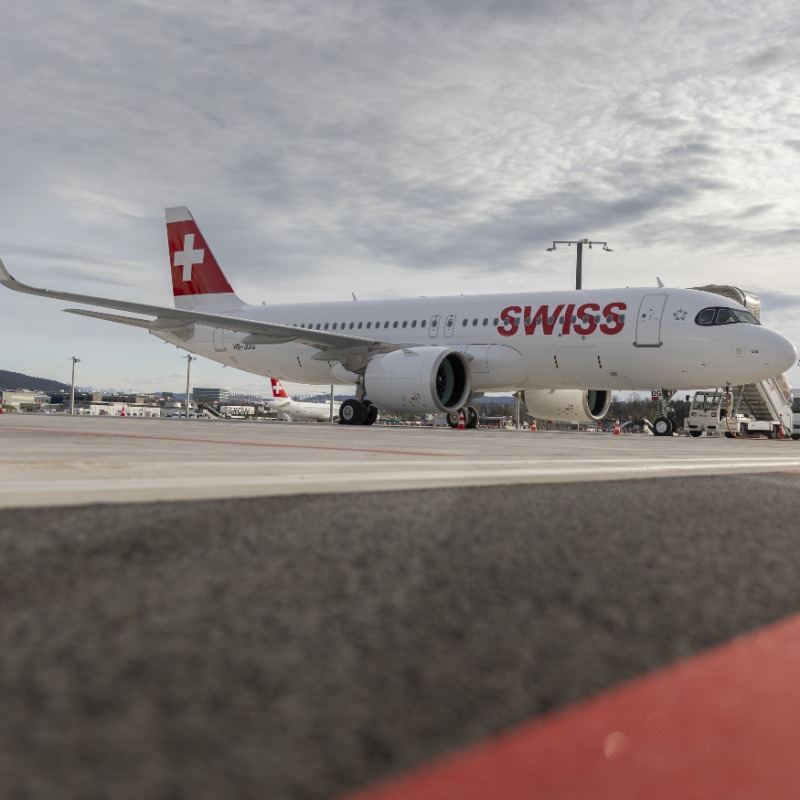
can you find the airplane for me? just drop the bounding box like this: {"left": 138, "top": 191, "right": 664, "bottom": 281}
{"left": 0, "top": 206, "right": 795, "bottom": 434}
{"left": 267, "top": 378, "right": 340, "bottom": 422}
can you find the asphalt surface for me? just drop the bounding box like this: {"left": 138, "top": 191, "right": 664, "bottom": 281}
{"left": 3, "top": 472, "right": 800, "bottom": 799}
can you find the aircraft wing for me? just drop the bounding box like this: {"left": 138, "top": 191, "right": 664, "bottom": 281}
{"left": 0, "top": 257, "right": 394, "bottom": 357}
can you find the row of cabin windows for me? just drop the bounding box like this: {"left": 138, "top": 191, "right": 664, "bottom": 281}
{"left": 294, "top": 319, "right": 431, "bottom": 331}
{"left": 499, "top": 314, "right": 626, "bottom": 326}
{"left": 290, "top": 314, "right": 624, "bottom": 331}
{"left": 292, "top": 318, "right": 506, "bottom": 331}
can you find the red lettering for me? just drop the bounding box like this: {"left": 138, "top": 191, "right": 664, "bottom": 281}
{"left": 522, "top": 304, "right": 566, "bottom": 335}
{"left": 561, "top": 304, "right": 575, "bottom": 335}
{"left": 499, "top": 300, "right": 626, "bottom": 337}
{"left": 573, "top": 302, "right": 600, "bottom": 335}
{"left": 523, "top": 305, "right": 536, "bottom": 335}
{"left": 498, "top": 305, "right": 521, "bottom": 337}
{"left": 541, "top": 304, "right": 564, "bottom": 335}
{"left": 600, "top": 301, "right": 626, "bottom": 335}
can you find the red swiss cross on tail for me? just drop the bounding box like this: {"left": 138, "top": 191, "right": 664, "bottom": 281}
{"left": 165, "top": 207, "right": 243, "bottom": 311}
{"left": 271, "top": 378, "right": 290, "bottom": 399}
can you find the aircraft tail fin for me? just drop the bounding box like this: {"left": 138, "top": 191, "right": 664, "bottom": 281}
{"left": 166, "top": 207, "right": 245, "bottom": 311}
{"left": 271, "top": 378, "right": 291, "bottom": 399}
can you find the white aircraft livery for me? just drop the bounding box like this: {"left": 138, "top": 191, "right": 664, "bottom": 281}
{"left": 0, "top": 206, "right": 795, "bottom": 429}
{"left": 268, "top": 378, "right": 340, "bottom": 422}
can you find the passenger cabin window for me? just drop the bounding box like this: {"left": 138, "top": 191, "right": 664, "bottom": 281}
{"left": 695, "top": 307, "right": 760, "bottom": 326}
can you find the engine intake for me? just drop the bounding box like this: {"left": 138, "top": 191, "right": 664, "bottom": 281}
{"left": 364, "top": 347, "right": 471, "bottom": 414}
{"left": 525, "top": 388, "right": 610, "bottom": 423}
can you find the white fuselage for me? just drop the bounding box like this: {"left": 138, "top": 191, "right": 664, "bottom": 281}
{"left": 267, "top": 397, "right": 340, "bottom": 422}
{"left": 153, "top": 287, "right": 795, "bottom": 392}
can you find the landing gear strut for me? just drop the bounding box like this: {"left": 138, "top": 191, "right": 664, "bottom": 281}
{"left": 652, "top": 388, "right": 677, "bottom": 436}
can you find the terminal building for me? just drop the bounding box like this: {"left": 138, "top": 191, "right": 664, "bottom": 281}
{"left": 194, "top": 387, "right": 230, "bottom": 404}
{"left": 0, "top": 390, "right": 51, "bottom": 412}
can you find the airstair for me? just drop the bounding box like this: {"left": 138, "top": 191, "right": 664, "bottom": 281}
{"left": 691, "top": 285, "right": 793, "bottom": 437}
{"left": 732, "top": 374, "right": 793, "bottom": 437}
{"left": 198, "top": 402, "right": 222, "bottom": 419}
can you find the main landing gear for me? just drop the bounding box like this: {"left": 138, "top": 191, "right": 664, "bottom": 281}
{"left": 338, "top": 398, "right": 379, "bottom": 426}
{"left": 445, "top": 406, "right": 479, "bottom": 429}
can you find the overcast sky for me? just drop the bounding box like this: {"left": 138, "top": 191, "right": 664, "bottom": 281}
{"left": 1, "top": 0, "right": 799, "bottom": 395}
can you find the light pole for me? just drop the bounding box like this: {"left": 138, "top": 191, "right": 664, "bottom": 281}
{"left": 184, "top": 354, "right": 196, "bottom": 418}
{"left": 69, "top": 356, "right": 80, "bottom": 415}
{"left": 546, "top": 239, "right": 613, "bottom": 290}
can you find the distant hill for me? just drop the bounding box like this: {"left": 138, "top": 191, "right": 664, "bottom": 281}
{"left": 0, "top": 370, "right": 71, "bottom": 393}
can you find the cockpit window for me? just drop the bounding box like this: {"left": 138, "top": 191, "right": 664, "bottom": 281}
{"left": 715, "top": 308, "right": 737, "bottom": 324}
{"left": 695, "top": 307, "right": 760, "bottom": 326}
{"left": 696, "top": 308, "right": 716, "bottom": 325}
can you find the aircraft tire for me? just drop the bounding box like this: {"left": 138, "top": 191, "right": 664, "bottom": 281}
{"left": 362, "top": 405, "right": 379, "bottom": 426}
{"left": 339, "top": 399, "right": 365, "bottom": 425}
{"left": 653, "top": 417, "right": 673, "bottom": 436}
{"left": 689, "top": 430, "right": 702, "bottom": 437}
{"left": 445, "top": 410, "right": 461, "bottom": 429}
{"left": 465, "top": 406, "right": 479, "bottom": 429}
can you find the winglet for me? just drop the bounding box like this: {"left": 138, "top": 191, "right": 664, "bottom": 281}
{"left": 0, "top": 256, "right": 39, "bottom": 297}
{"left": 0, "top": 256, "right": 16, "bottom": 287}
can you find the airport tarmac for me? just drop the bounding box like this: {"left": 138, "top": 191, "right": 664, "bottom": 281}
{"left": 2, "top": 414, "right": 800, "bottom": 508}
{"left": 2, "top": 415, "right": 800, "bottom": 799}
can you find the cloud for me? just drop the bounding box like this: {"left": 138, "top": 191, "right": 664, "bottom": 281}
{"left": 2, "top": 0, "right": 799, "bottom": 391}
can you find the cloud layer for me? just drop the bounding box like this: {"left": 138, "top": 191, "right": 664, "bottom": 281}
{"left": 1, "top": 0, "right": 799, "bottom": 392}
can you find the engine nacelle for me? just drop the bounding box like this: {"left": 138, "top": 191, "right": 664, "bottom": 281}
{"left": 525, "top": 389, "right": 610, "bottom": 423}
{"left": 364, "top": 347, "right": 471, "bottom": 414}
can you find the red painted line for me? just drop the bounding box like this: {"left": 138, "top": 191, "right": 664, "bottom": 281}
{"left": 0, "top": 426, "right": 455, "bottom": 459}
{"left": 343, "top": 613, "right": 800, "bottom": 800}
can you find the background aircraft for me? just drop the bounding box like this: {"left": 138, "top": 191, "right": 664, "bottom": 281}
{"left": 267, "top": 378, "right": 340, "bottom": 422}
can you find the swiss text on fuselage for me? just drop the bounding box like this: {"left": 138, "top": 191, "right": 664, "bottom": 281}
{"left": 497, "top": 301, "right": 627, "bottom": 337}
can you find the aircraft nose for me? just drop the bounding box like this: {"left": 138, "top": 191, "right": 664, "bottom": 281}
{"left": 761, "top": 328, "right": 797, "bottom": 372}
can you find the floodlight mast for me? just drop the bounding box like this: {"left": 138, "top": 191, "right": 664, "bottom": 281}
{"left": 69, "top": 356, "right": 80, "bottom": 415}
{"left": 184, "top": 354, "right": 196, "bottom": 418}
{"left": 546, "top": 238, "right": 613, "bottom": 290}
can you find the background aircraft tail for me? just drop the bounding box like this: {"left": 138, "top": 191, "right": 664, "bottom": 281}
{"left": 271, "top": 378, "right": 291, "bottom": 399}
{"left": 165, "top": 207, "right": 244, "bottom": 311}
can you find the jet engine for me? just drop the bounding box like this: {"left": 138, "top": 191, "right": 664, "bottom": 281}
{"left": 364, "top": 347, "right": 471, "bottom": 414}
{"left": 524, "top": 388, "right": 611, "bottom": 423}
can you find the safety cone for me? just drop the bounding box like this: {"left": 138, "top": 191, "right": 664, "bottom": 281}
{"left": 457, "top": 409, "right": 466, "bottom": 430}
{"left": 530, "top": 418, "right": 537, "bottom": 432}
{"left": 613, "top": 418, "right": 621, "bottom": 435}
{"left": 120, "top": 405, "right": 127, "bottom": 417}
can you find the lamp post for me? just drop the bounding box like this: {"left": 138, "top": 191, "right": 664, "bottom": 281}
{"left": 184, "top": 354, "right": 196, "bottom": 418}
{"left": 69, "top": 356, "right": 80, "bottom": 415}
{"left": 546, "top": 239, "right": 613, "bottom": 290}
